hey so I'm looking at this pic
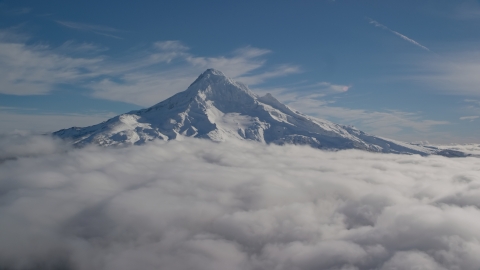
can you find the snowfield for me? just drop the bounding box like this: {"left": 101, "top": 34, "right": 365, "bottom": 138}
{"left": 1, "top": 136, "right": 480, "bottom": 270}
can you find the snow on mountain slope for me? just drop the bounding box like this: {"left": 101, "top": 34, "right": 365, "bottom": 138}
{"left": 53, "top": 69, "right": 461, "bottom": 156}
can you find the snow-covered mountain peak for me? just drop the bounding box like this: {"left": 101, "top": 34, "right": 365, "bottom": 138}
{"left": 53, "top": 69, "right": 467, "bottom": 157}
{"left": 186, "top": 68, "right": 256, "bottom": 98}
{"left": 199, "top": 68, "right": 226, "bottom": 77}
{"left": 189, "top": 68, "right": 226, "bottom": 87}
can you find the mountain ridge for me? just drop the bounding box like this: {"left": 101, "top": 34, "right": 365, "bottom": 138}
{"left": 53, "top": 69, "right": 466, "bottom": 157}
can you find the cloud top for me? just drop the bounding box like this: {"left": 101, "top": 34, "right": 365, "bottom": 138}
{"left": 1, "top": 136, "right": 480, "bottom": 269}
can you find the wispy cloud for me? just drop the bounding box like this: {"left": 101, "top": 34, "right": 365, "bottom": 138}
{"left": 90, "top": 41, "right": 299, "bottom": 106}
{"left": 290, "top": 99, "right": 447, "bottom": 138}
{"left": 316, "top": 81, "right": 351, "bottom": 93}
{"left": 235, "top": 64, "right": 300, "bottom": 85}
{"left": 0, "top": 30, "right": 300, "bottom": 106}
{"left": 154, "top": 40, "right": 189, "bottom": 51}
{"left": 460, "top": 115, "right": 479, "bottom": 121}
{"left": 452, "top": 1, "right": 480, "bottom": 20}
{"left": 463, "top": 99, "right": 480, "bottom": 116}
{"left": 465, "top": 99, "right": 480, "bottom": 106}
{"left": 55, "top": 20, "right": 123, "bottom": 39}
{"left": 254, "top": 81, "right": 351, "bottom": 99}
{"left": 55, "top": 21, "right": 120, "bottom": 33}
{"left": 0, "top": 31, "right": 104, "bottom": 95}
{"left": 57, "top": 40, "right": 109, "bottom": 54}
{"left": 2, "top": 7, "right": 32, "bottom": 16}
{"left": 0, "top": 106, "right": 36, "bottom": 111}
{"left": 367, "top": 17, "right": 431, "bottom": 52}
{"left": 404, "top": 52, "right": 480, "bottom": 97}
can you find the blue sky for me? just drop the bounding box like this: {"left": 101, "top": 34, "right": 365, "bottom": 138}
{"left": 1, "top": 0, "right": 480, "bottom": 143}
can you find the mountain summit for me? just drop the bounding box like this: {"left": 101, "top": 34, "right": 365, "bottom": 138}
{"left": 53, "top": 69, "right": 461, "bottom": 156}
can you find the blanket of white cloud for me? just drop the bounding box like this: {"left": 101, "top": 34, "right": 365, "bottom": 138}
{"left": 1, "top": 135, "right": 480, "bottom": 270}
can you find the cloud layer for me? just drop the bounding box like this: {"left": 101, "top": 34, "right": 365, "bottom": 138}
{"left": 1, "top": 136, "right": 480, "bottom": 270}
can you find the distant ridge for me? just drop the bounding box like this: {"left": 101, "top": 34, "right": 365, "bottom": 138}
{"left": 54, "top": 69, "right": 467, "bottom": 157}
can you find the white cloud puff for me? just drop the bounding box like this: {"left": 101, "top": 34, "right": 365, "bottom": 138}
{"left": 0, "top": 136, "right": 480, "bottom": 269}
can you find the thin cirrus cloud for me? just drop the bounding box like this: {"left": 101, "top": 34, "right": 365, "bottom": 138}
{"left": 452, "top": 1, "right": 480, "bottom": 20}
{"left": 404, "top": 52, "right": 480, "bottom": 97}
{"left": 465, "top": 99, "right": 480, "bottom": 114}
{"left": 465, "top": 99, "right": 480, "bottom": 106}
{"left": 2, "top": 7, "right": 32, "bottom": 16}
{"left": 316, "top": 81, "right": 351, "bottom": 93}
{"left": 0, "top": 31, "right": 104, "bottom": 95}
{"left": 287, "top": 97, "right": 448, "bottom": 140}
{"left": 55, "top": 20, "right": 123, "bottom": 39}
{"left": 57, "top": 40, "right": 109, "bottom": 54}
{"left": 235, "top": 64, "right": 301, "bottom": 85}
{"left": 253, "top": 81, "right": 351, "bottom": 99}
{"left": 1, "top": 135, "right": 480, "bottom": 269}
{"left": 153, "top": 40, "right": 190, "bottom": 51}
{"left": 460, "top": 116, "right": 479, "bottom": 121}
{"left": 367, "top": 17, "right": 431, "bottom": 52}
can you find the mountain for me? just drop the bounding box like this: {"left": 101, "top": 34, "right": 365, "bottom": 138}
{"left": 53, "top": 69, "right": 465, "bottom": 156}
